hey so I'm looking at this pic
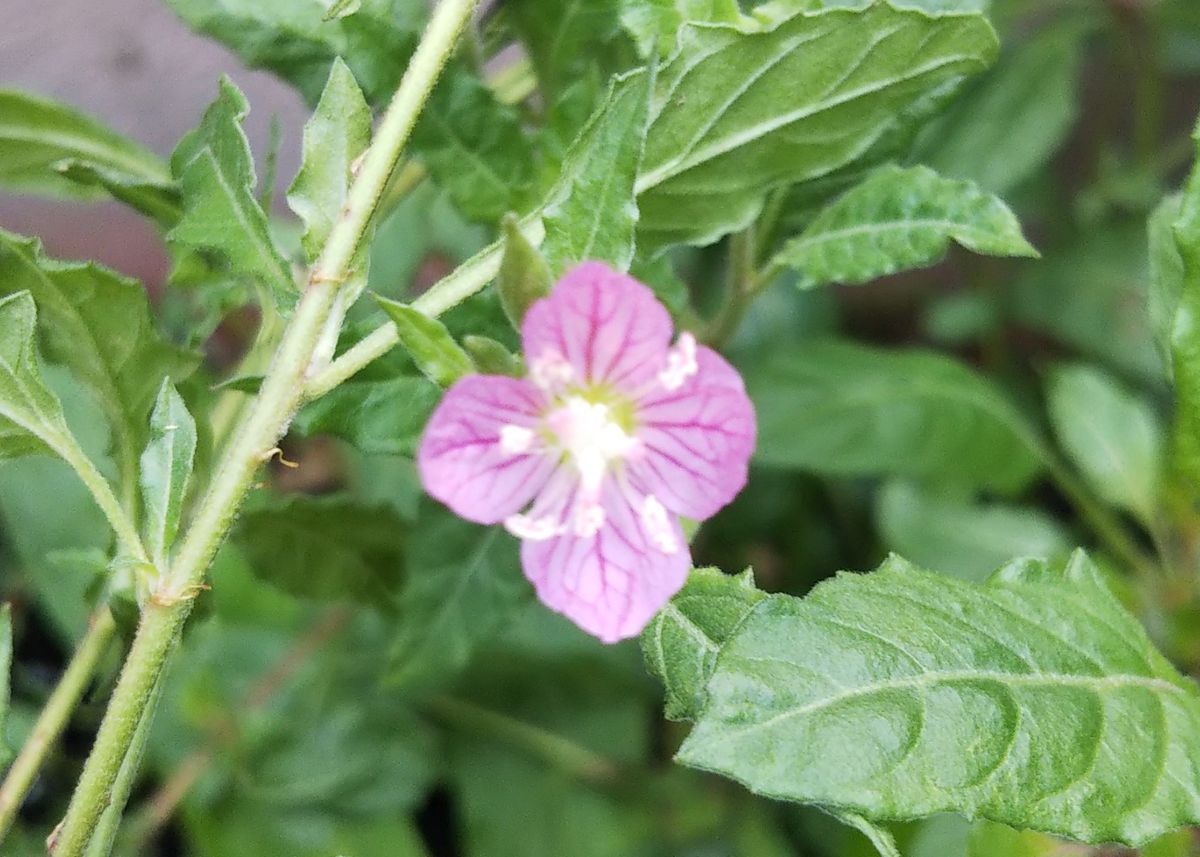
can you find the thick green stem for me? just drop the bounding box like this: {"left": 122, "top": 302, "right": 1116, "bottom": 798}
{"left": 81, "top": 674, "right": 165, "bottom": 857}
{"left": 0, "top": 609, "right": 117, "bottom": 842}
{"left": 49, "top": 2, "right": 478, "bottom": 852}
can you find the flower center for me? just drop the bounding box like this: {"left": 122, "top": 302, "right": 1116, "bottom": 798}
{"left": 545, "top": 396, "right": 641, "bottom": 499}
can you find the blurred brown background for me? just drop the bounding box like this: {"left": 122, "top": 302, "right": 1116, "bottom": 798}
{"left": 0, "top": 0, "right": 309, "bottom": 285}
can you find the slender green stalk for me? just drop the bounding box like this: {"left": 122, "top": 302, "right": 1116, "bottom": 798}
{"left": 0, "top": 609, "right": 118, "bottom": 842}
{"left": 303, "top": 214, "right": 545, "bottom": 399}
{"left": 704, "top": 227, "right": 759, "bottom": 347}
{"left": 424, "top": 695, "right": 620, "bottom": 786}
{"left": 1046, "top": 455, "right": 1157, "bottom": 578}
{"left": 57, "top": 442, "right": 147, "bottom": 565}
{"left": 49, "top": 3, "right": 479, "bottom": 852}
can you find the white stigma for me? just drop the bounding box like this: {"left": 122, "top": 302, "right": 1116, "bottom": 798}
{"left": 659, "top": 332, "right": 699, "bottom": 391}
{"left": 499, "top": 424, "right": 535, "bottom": 454}
{"left": 641, "top": 495, "right": 678, "bottom": 554}
{"left": 530, "top": 348, "right": 575, "bottom": 392}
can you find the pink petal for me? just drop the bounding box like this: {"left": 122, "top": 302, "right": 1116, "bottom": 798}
{"left": 630, "top": 346, "right": 757, "bottom": 519}
{"left": 417, "top": 375, "right": 555, "bottom": 524}
{"left": 521, "top": 480, "right": 690, "bottom": 643}
{"left": 522, "top": 262, "right": 673, "bottom": 389}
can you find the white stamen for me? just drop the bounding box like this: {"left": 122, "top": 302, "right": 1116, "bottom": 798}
{"left": 658, "top": 332, "right": 698, "bottom": 391}
{"left": 530, "top": 348, "right": 575, "bottom": 391}
{"left": 574, "top": 502, "right": 606, "bottom": 537}
{"left": 504, "top": 513, "right": 563, "bottom": 541}
{"left": 641, "top": 495, "right": 678, "bottom": 554}
{"left": 547, "top": 398, "right": 641, "bottom": 498}
{"left": 499, "top": 424, "right": 535, "bottom": 454}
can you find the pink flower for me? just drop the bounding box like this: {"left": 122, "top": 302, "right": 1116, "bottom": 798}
{"left": 417, "top": 262, "right": 756, "bottom": 643}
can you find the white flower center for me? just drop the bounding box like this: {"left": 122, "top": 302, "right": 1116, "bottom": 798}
{"left": 545, "top": 397, "right": 641, "bottom": 497}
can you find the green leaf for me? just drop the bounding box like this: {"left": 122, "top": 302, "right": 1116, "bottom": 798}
{"left": 410, "top": 66, "right": 537, "bottom": 225}
{"left": 387, "top": 510, "right": 528, "bottom": 691}
{"left": 1012, "top": 223, "right": 1162, "bottom": 383}
{"left": 746, "top": 339, "right": 1046, "bottom": 494}
{"left": 676, "top": 550, "right": 1200, "bottom": 846}
{"left": 0, "top": 231, "right": 198, "bottom": 484}
{"left": 635, "top": 3, "right": 998, "bottom": 247}
{"left": 374, "top": 296, "right": 475, "bottom": 388}
{"left": 773, "top": 164, "right": 1037, "bottom": 289}
{"left": 233, "top": 495, "right": 407, "bottom": 602}
{"left": 1047, "top": 365, "right": 1163, "bottom": 526}
{"left": 287, "top": 58, "right": 372, "bottom": 263}
{"left": 876, "top": 481, "right": 1070, "bottom": 584}
{"left": 169, "top": 78, "right": 296, "bottom": 311}
{"left": 0, "top": 89, "right": 177, "bottom": 217}
{"left": 641, "top": 568, "right": 766, "bottom": 721}
{"left": 139, "top": 382, "right": 198, "bottom": 567}
{"left": 0, "top": 292, "right": 75, "bottom": 461}
{"left": 293, "top": 375, "right": 440, "bottom": 457}
{"left": 541, "top": 68, "right": 653, "bottom": 274}
{"left": 161, "top": 0, "right": 425, "bottom": 105}
{"left": 620, "top": 0, "right": 743, "bottom": 57}
{"left": 497, "top": 214, "right": 553, "bottom": 327}
{"left": 504, "top": 0, "right": 627, "bottom": 99}
{"left": 914, "top": 21, "right": 1085, "bottom": 193}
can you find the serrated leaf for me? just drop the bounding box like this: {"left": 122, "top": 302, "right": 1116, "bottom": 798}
{"left": 169, "top": 78, "right": 296, "bottom": 311}
{"left": 233, "top": 495, "right": 407, "bottom": 603}
{"left": 876, "top": 481, "right": 1070, "bottom": 584}
{"left": 541, "top": 68, "right": 653, "bottom": 274}
{"left": 773, "top": 164, "right": 1037, "bottom": 289}
{"left": 139, "top": 382, "right": 197, "bottom": 567}
{"left": 0, "top": 89, "right": 177, "bottom": 217}
{"left": 387, "top": 510, "right": 528, "bottom": 691}
{"left": 641, "top": 568, "right": 766, "bottom": 721}
{"left": 1047, "top": 365, "right": 1163, "bottom": 526}
{"left": 288, "top": 58, "right": 372, "bottom": 263}
{"left": 0, "top": 292, "right": 74, "bottom": 461}
{"left": 410, "top": 66, "right": 537, "bottom": 225}
{"left": 620, "top": 0, "right": 743, "bottom": 57}
{"left": 497, "top": 215, "right": 553, "bottom": 327}
{"left": 162, "top": 0, "right": 425, "bottom": 105}
{"left": 746, "top": 339, "right": 1046, "bottom": 494}
{"left": 634, "top": 3, "right": 998, "bottom": 247}
{"left": 676, "top": 550, "right": 1200, "bottom": 846}
{"left": 0, "top": 232, "right": 197, "bottom": 483}
{"left": 914, "top": 21, "right": 1084, "bottom": 193}
{"left": 374, "top": 296, "right": 474, "bottom": 388}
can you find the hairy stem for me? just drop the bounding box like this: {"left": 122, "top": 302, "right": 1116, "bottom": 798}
{"left": 57, "top": 442, "right": 147, "bottom": 565}
{"left": 49, "top": 2, "right": 478, "bottom": 852}
{"left": 0, "top": 609, "right": 117, "bottom": 842}
{"left": 303, "top": 213, "right": 545, "bottom": 399}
